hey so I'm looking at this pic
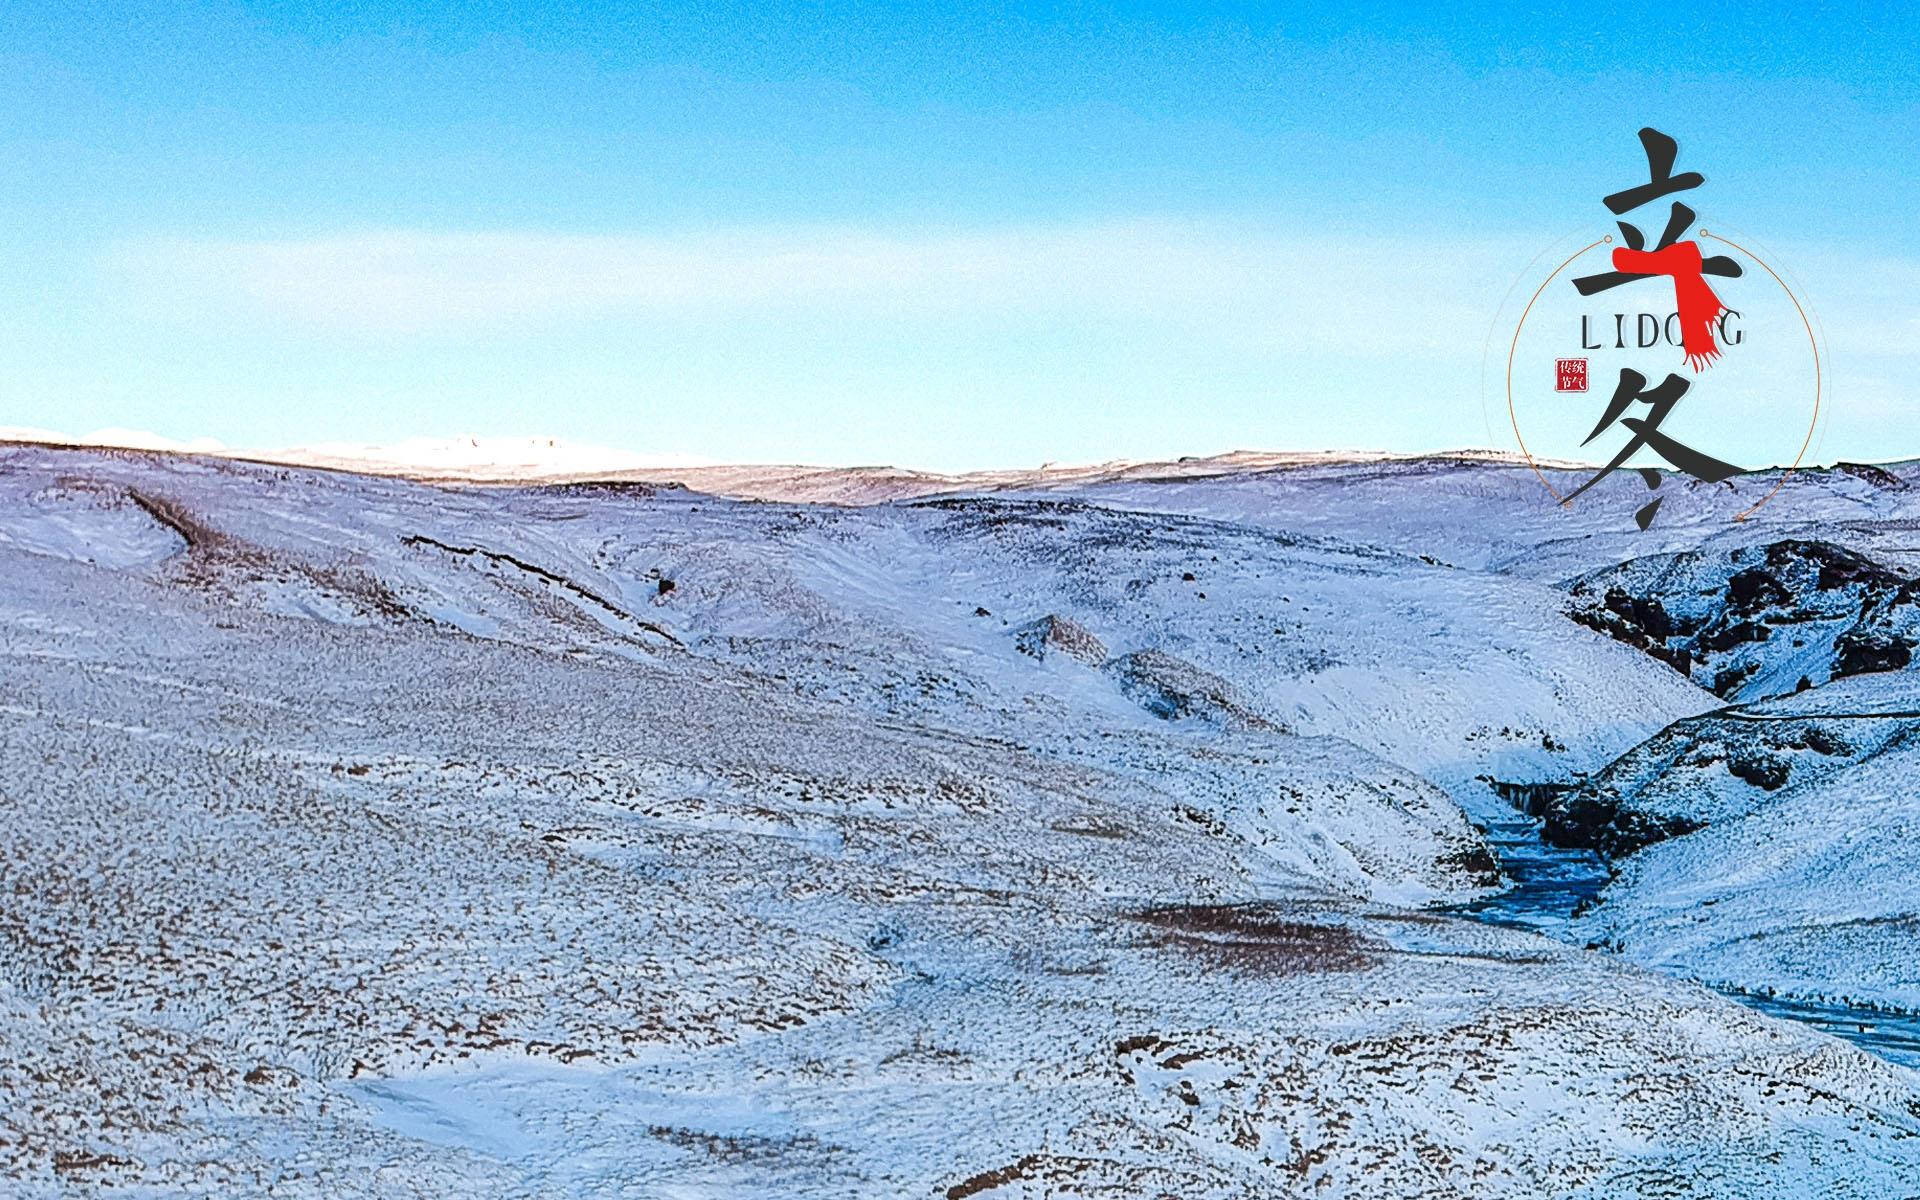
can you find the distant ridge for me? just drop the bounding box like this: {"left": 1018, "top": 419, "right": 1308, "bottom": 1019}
{"left": 0, "top": 427, "right": 1561, "bottom": 495}
{"left": 5, "top": 427, "right": 1879, "bottom": 505}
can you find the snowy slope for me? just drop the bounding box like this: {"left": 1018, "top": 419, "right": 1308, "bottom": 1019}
{"left": 5, "top": 441, "right": 1920, "bottom": 1197}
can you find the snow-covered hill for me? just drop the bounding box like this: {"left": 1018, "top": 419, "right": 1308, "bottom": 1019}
{"left": 1556, "top": 673, "right": 1920, "bottom": 1012}
{"left": 6, "top": 440, "right": 1920, "bottom": 1197}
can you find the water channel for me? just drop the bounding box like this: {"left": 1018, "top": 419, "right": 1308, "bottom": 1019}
{"left": 1455, "top": 802, "right": 1920, "bottom": 1071}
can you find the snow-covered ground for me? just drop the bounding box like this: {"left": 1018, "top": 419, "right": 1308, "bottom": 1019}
{"left": 5, "top": 440, "right": 1920, "bottom": 1196}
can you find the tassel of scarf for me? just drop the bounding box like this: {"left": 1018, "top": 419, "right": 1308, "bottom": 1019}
{"left": 1612, "top": 241, "right": 1726, "bottom": 372}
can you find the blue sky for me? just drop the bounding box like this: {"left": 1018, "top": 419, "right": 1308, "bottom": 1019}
{"left": 2, "top": 2, "right": 1917, "bottom": 469}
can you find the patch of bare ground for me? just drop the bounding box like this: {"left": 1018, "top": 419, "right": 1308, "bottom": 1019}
{"left": 124, "top": 488, "right": 229, "bottom": 554}
{"left": 51, "top": 1149, "right": 140, "bottom": 1179}
{"left": 1050, "top": 820, "right": 1131, "bottom": 839}
{"left": 538, "top": 480, "right": 666, "bottom": 498}
{"left": 400, "top": 533, "right": 682, "bottom": 646}
{"left": 943, "top": 1152, "right": 1222, "bottom": 1198}
{"left": 944, "top": 1153, "right": 1089, "bottom": 1199}
{"left": 123, "top": 488, "right": 413, "bottom": 619}
{"left": 1129, "top": 904, "right": 1381, "bottom": 975}
{"left": 1437, "top": 844, "right": 1503, "bottom": 888}
{"left": 646, "top": 1125, "right": 827, "bottom": 1164}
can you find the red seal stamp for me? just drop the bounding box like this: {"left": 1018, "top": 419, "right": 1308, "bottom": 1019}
{"left": 1555, "top": 357, "right": 1588, "bottom": 392}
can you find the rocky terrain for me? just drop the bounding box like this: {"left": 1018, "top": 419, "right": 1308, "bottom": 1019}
{"left": 1566, "top": 538, "right": 1920, "bottom": 700}
{"left": 6, "top": 442, "right": 1920, "bottom": 1197}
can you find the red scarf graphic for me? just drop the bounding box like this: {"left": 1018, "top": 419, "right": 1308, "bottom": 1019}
{"left": 1611, "top": 240, "right": 1726, "bottom": 371}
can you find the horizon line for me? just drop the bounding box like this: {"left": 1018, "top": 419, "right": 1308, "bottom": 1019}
{"left": 2, "top": 428, "right": 1908, "bottom": 486}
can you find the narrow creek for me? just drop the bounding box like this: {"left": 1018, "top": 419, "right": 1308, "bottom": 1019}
{"left": 1454, "top": 799, "right": 1920, "bottom": 1071}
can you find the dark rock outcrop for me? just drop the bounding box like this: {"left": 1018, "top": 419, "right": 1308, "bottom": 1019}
{"left": 1013, "top": 614, "right": 1108, "bottom": 666}
{"left": 1566, "top": 539, "right": 1920, "bottom": 700}
{"left": 1540, "top": 792, "right": 1705, "bottom": 858}
{"left": 1106, "top": 649, "right": 1280, "bottom": 731}
{"left": 1532, "top": 703, "right": 1912, "bottom": 860}
{"left": 1835, "top": 461, "right": 1910, "bottom": 491}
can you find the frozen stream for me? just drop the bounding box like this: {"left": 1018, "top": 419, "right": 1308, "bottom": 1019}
{"left": 1455, "top": 805, "right": 1920, "bottom": 1071}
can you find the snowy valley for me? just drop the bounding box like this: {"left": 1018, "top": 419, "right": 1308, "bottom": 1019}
{"left": 5, "top": 440, "right": 1920, "bottom": 1197}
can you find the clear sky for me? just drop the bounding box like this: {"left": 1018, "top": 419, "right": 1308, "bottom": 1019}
{"left": 3, "top": 2, "right": 1917, "bottom": 469}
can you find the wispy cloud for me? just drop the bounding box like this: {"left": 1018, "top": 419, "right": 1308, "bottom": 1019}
{"left": 101, "top": 221, "right": 1522, "bottom": 356}
{"left": 98, "top": 224, "right": 1920, "bottom": 433}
